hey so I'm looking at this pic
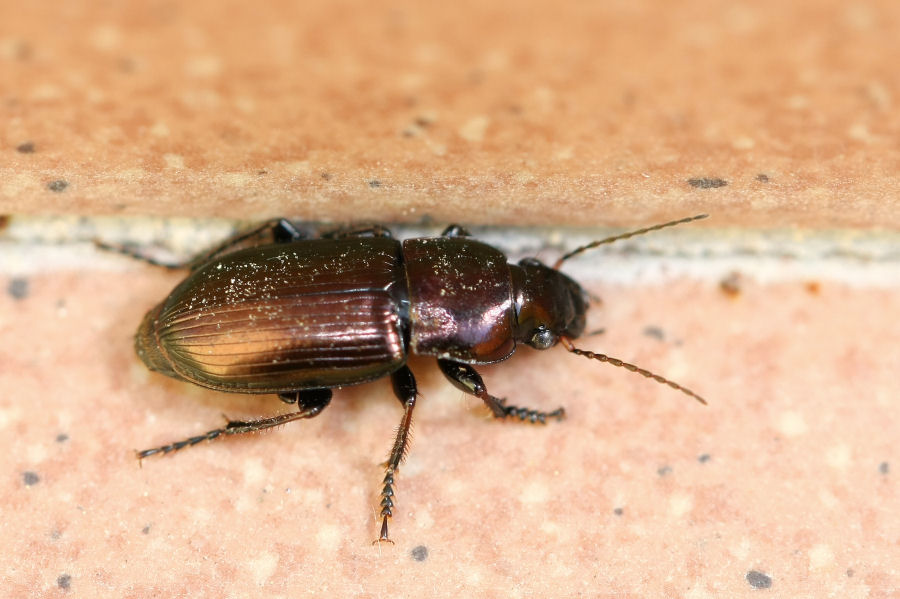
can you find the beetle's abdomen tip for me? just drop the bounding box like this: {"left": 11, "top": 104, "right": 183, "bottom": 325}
{"left": 135, "top": 305, "right": 178, "bottom": 377}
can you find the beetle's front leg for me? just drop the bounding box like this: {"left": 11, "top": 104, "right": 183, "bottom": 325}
{"left": 437, "top": 359, "right": 565, "bottom": 423}
{"left": 374, "top": 366, "right": 417, "bottom": 544}
{"left": 136, "top": 388, "right": 332, "bottom": 460}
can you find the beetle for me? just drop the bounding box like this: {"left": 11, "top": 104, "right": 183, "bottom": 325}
{"left": 123, "top": 215, "right": 708, "bottom": 543}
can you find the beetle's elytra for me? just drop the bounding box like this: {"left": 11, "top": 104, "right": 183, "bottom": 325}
{"left": 127, "top": 216, "right": 708, "bottom": 543}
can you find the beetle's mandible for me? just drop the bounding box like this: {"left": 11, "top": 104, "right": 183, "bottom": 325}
{"left": 124, "top": 216, "right": 708, "bottom": 543}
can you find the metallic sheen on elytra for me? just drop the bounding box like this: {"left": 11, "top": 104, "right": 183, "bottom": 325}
{"left": 136, "top": 235, "right": 587, "bottom": 391}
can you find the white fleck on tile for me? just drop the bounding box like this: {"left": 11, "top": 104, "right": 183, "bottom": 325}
{"left": 248, "top": 551, "right": 279, "bottom": 586}
{"left": 459, "top": 116, "right": 489, "bottom": 142}
{"left": 315, "top": 524, "right": 343, "bottom": 552}
{"left": 185, "top": 55, "right": 223, "bottom": 78}
{"left": 91, "top": 25, "right": 121, "bottom": 50}
{"left": 669, "top": 492, "right": 694, "bottom": 518}
{"left": 825, "top": 444, "right": 851, "bottom": 470}
{"left": 150, "top": 122, "right": 170, "bottom": 137}
{"left": 285, "top": 161, "right": 311, "bottom": 175}
{"left": 732, "top": 136, "right": 755, "bottom": 150}
{"left": 776, "top": 411, "right": 807, "bottom": 437}
{"left": 809, "top": 543, "right": 835, "bottom": 570}
{"left": 519, "top": 479, "right": 549, "bottom": 504}
{"left": 163, "top": 154, "right": 185, "bottom": 169}
{"left": 242, "top": 457, "right": 266, "bottom": 486}
{"left": 221, "top": 172, "right": 253, "bottom": 186}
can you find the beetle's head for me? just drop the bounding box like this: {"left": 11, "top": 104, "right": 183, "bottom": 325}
{"left": 511, "top": 258, "right": 588, "bottom": 350}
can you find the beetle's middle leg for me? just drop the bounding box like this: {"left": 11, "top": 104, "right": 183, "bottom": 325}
{"left": 136, "top": 388, "right": 332, "bottom": 460}
{"left": 437, "top": 359, "right": 565, "bottom": 423}
{"left": 374, "top": 365, "right": 418, "bottom": 544}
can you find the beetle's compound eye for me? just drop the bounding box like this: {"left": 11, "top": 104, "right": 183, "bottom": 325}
{"left": 530, "top": 326, "right": 556, "bottom": 350}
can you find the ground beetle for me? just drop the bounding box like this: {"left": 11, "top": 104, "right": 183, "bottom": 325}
{"left": 121, "top": 215, "right": 708, "bottom": 543}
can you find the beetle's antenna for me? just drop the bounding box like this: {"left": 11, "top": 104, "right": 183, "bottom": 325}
{"left": 559, "top": 336, "right": 707, "bottom": 405}
{"left": 553, "top": 214, "right": 708, "bottom": 269}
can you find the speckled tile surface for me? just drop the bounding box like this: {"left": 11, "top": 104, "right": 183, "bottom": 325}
{"left": 2, "top": 224, "right": 898, "bottom": 597}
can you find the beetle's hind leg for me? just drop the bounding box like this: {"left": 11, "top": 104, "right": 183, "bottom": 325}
{"left": 321, "top": 224, "right": 394, "bottom": 239}
{"left": 97, "top": 218, "right": 307, "bottom": 270}
{"left": 374, "top": 366, "right": 418, "bottom": 544}
{"left": 136, "top": 388, "right": 332, "bottom": 460}
{"left": 437, "top": 359, "right": 565, "bottom": 423}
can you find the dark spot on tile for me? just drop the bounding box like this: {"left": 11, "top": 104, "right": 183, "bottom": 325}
{"left": 16, "top": 141, "right": 35, "bottom": 153}
{"left": 57, "top": 574, "right": 71, "bottom": 590}
{"left": 804, "top": 281, "right": 820, "bottom": 295}
{"left": 846, "top": 568, "right": 854, "bottom": 577}
{"left": 756, "top": 173, "right": 769, "bottom": 183}
{"left": 720, "top": 272, "right": 742, "bottom": 297}
{"left": 320, "top": 172, "right": 331, "bottom": 180}
{"left": 687, "top": 178, "right": 727, "bottom": 189}
{"left": 414, "top": 116, "right": 434, "bottom": 127}
{"left": 257, "top": 170, "right": 267, "bottom": 175}
{"left": 657, "top": 465, "right": 672, "bottom": 477}
{"left": 142, "top": 525, "right": 151, "bottom": 534}
{"left": 11, "top": 41, "right": 32, "bottom": 61}
{"left": 118, "top": 57, "right": 137, "bottom": 73}
{"left": 368, "top": 179, "right": 382, "bottom": 188}
{"left": 613, "top": 507, "right": 624, "bottom": 516}
{"left": 698, "top": 453, "right": 711, "bottom": 463}
{"left": 23, "top": 471, "right": 40, "bottom": 486}
{"left": 8, "top": 277, "right": 29, "bottom": 299}
{"left": 410, "top": 545, "right": 428, "bottom": 561}
{"left": 746, "top": 570, "right": 772, "bottom": 589}
{"left": 0, "top": 215, "right": 8, "bottom": 230}
{"left": 467, "top": 69, "right": 485, "bottom": 85}
{"left": 643, "top": 326, "right": 664, "bottom": 340}
{"left": 47, "top": 180, "right": 69, "bottom": 192}
{"left": 879, "top": 462, "right": 889, "bottom": 475}
{"left": 56, "top": 433, "right": 69, "bottom": 443}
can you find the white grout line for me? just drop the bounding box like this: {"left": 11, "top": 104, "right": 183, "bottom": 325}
{"left": 0, "top": 216, "right": 898, "bottom": 287}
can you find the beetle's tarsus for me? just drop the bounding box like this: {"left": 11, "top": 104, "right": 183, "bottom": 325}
{"left": 437, "top": 359, "right": 565, "bottom": 425}
{"left": 373, "top": 517, "right": 395, "bottom": 545}
{"left": 496, "top": 398, "right": 566, "bottom": 424}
